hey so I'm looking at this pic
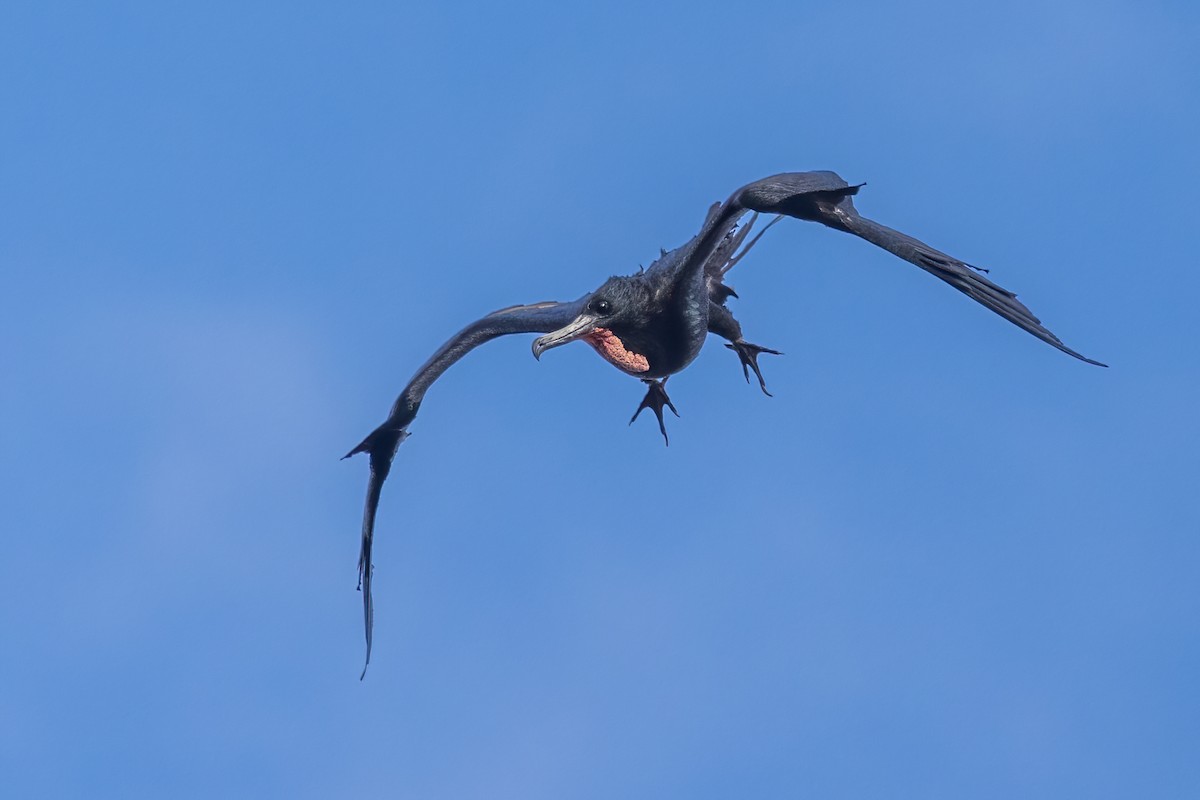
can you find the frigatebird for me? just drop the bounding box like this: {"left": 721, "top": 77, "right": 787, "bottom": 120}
{"left": 344, "top": 170, "right": 1104, "bottom": 677}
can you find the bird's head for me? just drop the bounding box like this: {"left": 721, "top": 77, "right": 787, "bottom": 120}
{"left": 531, "top": 276, "right": 657, "bottom": 374}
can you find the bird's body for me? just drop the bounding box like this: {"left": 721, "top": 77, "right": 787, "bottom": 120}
{"left": 345, "top": 170, "right": 1104, "bottom": 677}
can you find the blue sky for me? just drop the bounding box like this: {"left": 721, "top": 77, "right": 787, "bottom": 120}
{"left": 2, "top": 1, "right": 1198, "bottom": 797}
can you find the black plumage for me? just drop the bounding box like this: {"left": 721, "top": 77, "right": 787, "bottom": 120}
{"left": 344, "top": 170, "right": 1104, "bottom": 677}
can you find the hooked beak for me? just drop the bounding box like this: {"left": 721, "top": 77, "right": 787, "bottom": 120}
{"left": 532, "top": 314, "right": 599, "bottom": 361}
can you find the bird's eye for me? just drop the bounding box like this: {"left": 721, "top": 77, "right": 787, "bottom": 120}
{"left": 591, "top": 299, "right": 611, "bottom": 315}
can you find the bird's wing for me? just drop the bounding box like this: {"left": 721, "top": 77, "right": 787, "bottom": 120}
{"left": 673, "top": 172, "right": 867, "bottom": 296}
{"left": 704, "top": 172, "right": 1104, "bottom": 366}
{"left": 833, "top": 209, "right": 1104, "bottom": 365}
{"left": 343, "top": 297, "right": 587, "bottom": 678}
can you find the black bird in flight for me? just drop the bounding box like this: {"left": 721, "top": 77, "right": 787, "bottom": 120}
{"left": 344, "top": 171, "right": 1104, "bottom": 677}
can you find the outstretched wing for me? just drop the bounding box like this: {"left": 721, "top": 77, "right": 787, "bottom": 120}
{"left": 745, "top": 173, "right": 1106, "bottom": 365}
{"left": 833, "top": 210, "right": 1105, "bottom": 365}
{"left": 343, "top": 297, "right": 586, "bottom": 678}
{"left": 679, "top": 171, "right": 1104, "bottom": 366}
